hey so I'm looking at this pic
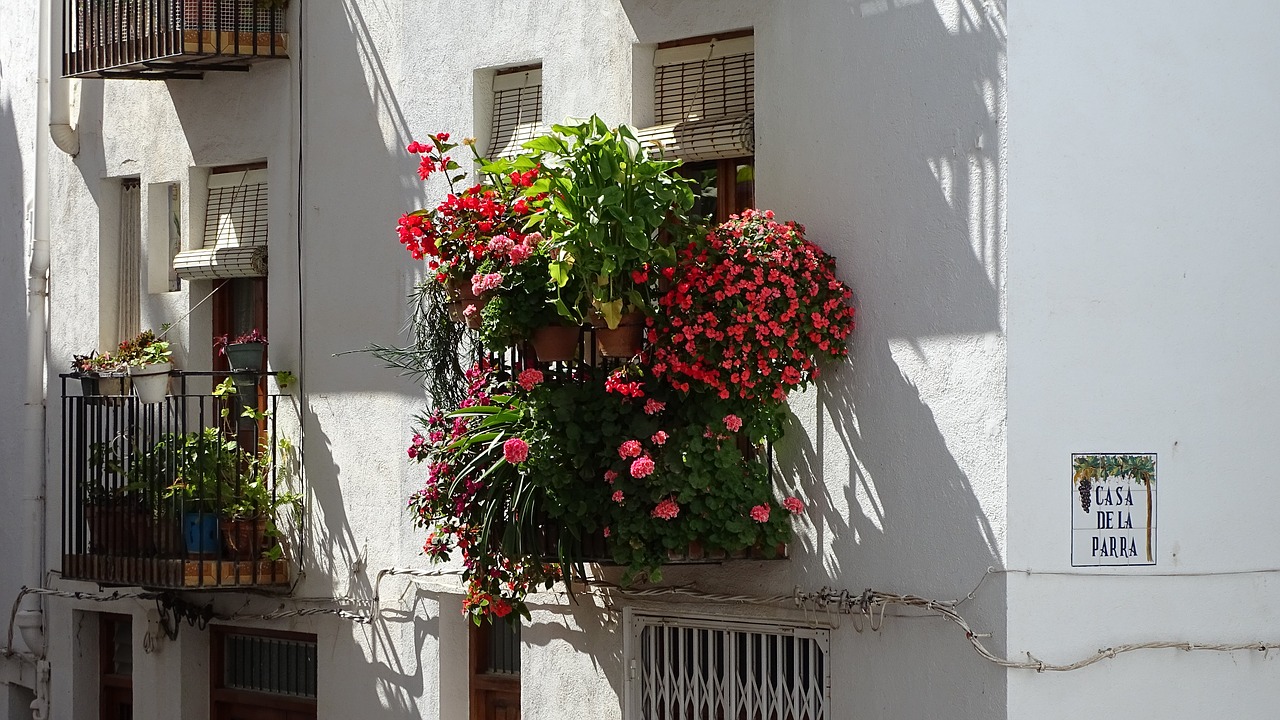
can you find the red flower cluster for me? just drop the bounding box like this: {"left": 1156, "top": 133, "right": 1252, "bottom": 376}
{"left": 395, "top": 133, "right": 545, "bottom": 288}
{"left": 648, "top": 209, "right": 855, "bottom": 403}
{"left": 604, "top": 368, "right": 645, "bottom": 398}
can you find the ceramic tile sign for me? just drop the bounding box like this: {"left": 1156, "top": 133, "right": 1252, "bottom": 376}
{"left": 1071, "top": 453, "right": 1157, "bottom": 567}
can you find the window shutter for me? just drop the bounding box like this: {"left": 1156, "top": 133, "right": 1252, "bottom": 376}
{"left": 654, "top": 36, "right": 754, "bottom": 124}
{"left": 117, "top": 179, "right": 141, "bottom": 342}
{"left": 174, "top": 167, "right": 268, "bottom": 280}
{"left": 488, "top": 67, "right": 543, "bottom": 160}
{"left": 639, "top": 36, "right": 754, "bottom": 162}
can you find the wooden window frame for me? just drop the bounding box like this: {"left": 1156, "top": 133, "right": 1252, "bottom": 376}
{"left": 99, "top": 613, "right": 133, "bottom": 720}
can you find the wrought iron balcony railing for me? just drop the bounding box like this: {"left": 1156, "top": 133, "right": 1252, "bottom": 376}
{"left": 60, "top": 371, "right": 299, "bottom": 590}
{"left": 63, "top": 0, "right": 287, "bottom": 79}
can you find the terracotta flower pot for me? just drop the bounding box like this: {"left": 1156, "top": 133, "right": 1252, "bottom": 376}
{"left": 222, "top": 517, "right": 272, "bottom": 560}
{"left": 593, "top": 312, "right": 646, "bottom": 358}
{"left": 84, "top": 506, "right": 152, "bottom": 556}
{"left": 531, "top": 325, "right": 581, "bottom": 363}
{"left": 445, "top": 278, "right": 485, "bottom": 329}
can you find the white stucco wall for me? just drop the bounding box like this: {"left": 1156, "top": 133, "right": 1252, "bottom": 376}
{"left": 4, "top": 0, "right": 1009, "bottom": 718}
{"left": 1008, "top": 2, "right": 1280, "bottom": 718}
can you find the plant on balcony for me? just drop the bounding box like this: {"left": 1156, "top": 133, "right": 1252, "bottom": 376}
{"left": 396, "top": 133, "right": 544, "bottom": 329}
{"left": 118, "top": 329, "right": 174, "bottom": 404}
{"left": 221, "top": 438, "right": 301, "bottom": 561}
{"left": 71, "top": 351, "right": 130, "bottom": 397}
{"left": 523, "top": 116, "right": 696, "bottom": 335}
{"left": 390, "top": 123, "right": 856, "bottom": 623}
{"left": 648, "top": 209, "right": 856, "bottom": 405}
{"left": 156, "top": 428, "right": 242, "bottom": 555}
{"left": 215, "top": 328, "right": 268, "bottom": 395}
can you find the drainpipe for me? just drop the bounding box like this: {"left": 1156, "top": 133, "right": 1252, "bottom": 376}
{"left": 45, "top": 0, "right": 78, "bottom": 157}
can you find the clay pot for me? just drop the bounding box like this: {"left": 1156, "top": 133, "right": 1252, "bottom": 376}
{"left": 592, "top": 312, "right": 646, "bottom": 358}
{"left": 222, "top": 517, "right": 272, "bottom": 559}
{"left": 531, "top": 325, "right": 581, "bottom": 363}
{"left": 85, "top": 506, "right": 152, "bottom": 556}
{"left": 445, "top": 278, "right": 485, "bottom": 329}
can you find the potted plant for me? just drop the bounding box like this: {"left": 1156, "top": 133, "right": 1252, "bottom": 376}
{"left": 155, "top": 429, "right": 241, "bottom": 556}
{"left": 221, "top": 439, "right": 301, "bottom": 560}
{"left": 215, "top": 328, "right": 268, "bottom": 395}
{"left": 522, "top": 116, "right": 696, "bottom": 356}
{"left": 71, "top": 352, "right": 130, "bottom": 399}
{"left": 120, "top": 330, "right": 174, "bottom": 404}
{"left": 396, "top": 133, "right": 544, "bottom": 330}
{"left": 84, "top": 443, "right": 156, "bottom": 556}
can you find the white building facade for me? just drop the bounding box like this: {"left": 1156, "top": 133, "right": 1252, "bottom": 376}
{"left": 1, "top": 1, "right": 1278, "bottom": 718}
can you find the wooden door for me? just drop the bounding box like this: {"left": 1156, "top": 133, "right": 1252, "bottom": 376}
{"left": 99, "top": 614, "right": 133, "bottom": 720}
{"left": 470, "top": 619, "right": 521, "bottom": 720}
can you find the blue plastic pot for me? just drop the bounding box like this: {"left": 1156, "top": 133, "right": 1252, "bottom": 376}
{"left": 182, "top": 512, "right": 220, "bottom": 555}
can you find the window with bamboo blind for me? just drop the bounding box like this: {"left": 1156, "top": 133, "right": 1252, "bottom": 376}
{"left": 173, "top": 163, "right": 269, "bottom": 280}
{"left": 637, "top": 31, "right": 755, "bottom": 163}
{"left": 488, "top": 65, "right": 543, "bottom": 160}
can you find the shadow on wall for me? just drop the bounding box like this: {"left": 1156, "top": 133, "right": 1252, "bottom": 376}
{"left": 0, "top": 74, "right": 32, "bottom": 604}
{"left": 622, "top": 0, "right": 1008, "bottom": 718}
{"left": 167, "top": 1, "right": 439, "bottom": 716}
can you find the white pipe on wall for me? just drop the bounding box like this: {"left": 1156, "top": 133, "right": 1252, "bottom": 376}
{"left": 46, "top": 0, "right": 78, "bottom": 157}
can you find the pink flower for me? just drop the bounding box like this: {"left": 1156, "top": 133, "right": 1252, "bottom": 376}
{"left": 618, "top": 440, "right": 643, "bottom": 459}
{"left": 604, "top": 470, "right": 618, "bottom": 484}
{"left": 524, "top": 232, "right": 544, "bottom": 246}
{"left": 518, "top": 368, "right": 544, "bottom": 390}
{"left": 503, "top": 438, "right": 529, "bottom": 464}
{"left": 407, "top": 446, "right": 419, "bottom": 459}
{"left": 723, "top": 414, "right": 743, "bottom": 432}
{"left": 507, "top": 244, "right": 532, "bottom": 264}
{"left": 650, "top": 430, "right": 668, "bottom": 445}
{"left": 603, "top": 526, "right": 611, "bottom": 538}
{"left": 749, "top": 504, "right": 770, "bottom": 523}
{"left": 630, "top": 456, "right": 656, "bottom": 478}
{"left": 463, "top": 304, "right": 478, "bottom": 317}
{"left": 612, "top": 490, "right": 625, "bottom": 503}
{"left": 488, "top": 235, "right": 515, "bottom": 256}
{"left": 783, "top": 497, "right": 805, "bottom": 514}
{"left": 644, "top": 398, "right": 665, "bottom": 415}
{"left": 651, "top": 498, "right": 680, "bottom": 520}
{"left": 471, "top": 272, "right": 504, "bottom": 294}
{"left": 412, "top": 433, "right": 425, "bottom": 446}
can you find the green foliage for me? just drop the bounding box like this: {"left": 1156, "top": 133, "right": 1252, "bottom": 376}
{"left": 523, "top": 116, "right": 696, "bottom": 328}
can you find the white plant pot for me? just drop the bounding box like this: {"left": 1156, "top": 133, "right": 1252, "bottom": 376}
{"left": 129, "top": 362, "right": 173, "bottom": 404}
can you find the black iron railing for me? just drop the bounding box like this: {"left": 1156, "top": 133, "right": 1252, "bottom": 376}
{"left": 60, "top": 371, "right": 297, "bottom": 589}
{"left": 63, "top": 0, "right": 287, "bottom": 79}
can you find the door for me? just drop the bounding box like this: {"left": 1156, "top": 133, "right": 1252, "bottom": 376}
{"left": 211, "top": 627, "right": 317, "bottom": 720}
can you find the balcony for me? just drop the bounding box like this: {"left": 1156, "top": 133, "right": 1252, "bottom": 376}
{"left": 63, "top": 0, "right": 287, "bottom": 79}
{"left": 60, "top": 371, "right": 299, "bottom": 590}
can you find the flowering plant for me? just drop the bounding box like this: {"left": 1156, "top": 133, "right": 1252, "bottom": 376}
{"left": 116, "top": 329, "right": 172, "bottom": 368}
{"left": 396, "top": 133, "right": 544, "bottom": 300}
{"left": 213, "top": 328, "right": 268, "bottom": 355}
{"left": 648, "top": 209, "right": 856, "bottom": 403}
{"left": 407, "top": 362, "right": 562, "bottom": 622}
{"left": 523, "top": 116, "right": 696, "bottom": 328}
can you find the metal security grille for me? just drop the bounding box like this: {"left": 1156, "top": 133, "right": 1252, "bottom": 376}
{"left": 486, "top": 618, "right": 521, "bottom": 675}
{"left": 489, "top": 66, "right": 543, "bottom": 160}
{"left": 223, "top": 633, "right": 318, "bottom": 698}
{"left": 629, "top": 615, "right": 828, "bottom": 720}
{"left": 654, "top": 37, "right": 754, "bottom": 125}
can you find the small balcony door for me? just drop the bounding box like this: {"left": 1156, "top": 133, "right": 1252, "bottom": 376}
{"left": 470, "top": 618, "right": 521, "bottom": 720}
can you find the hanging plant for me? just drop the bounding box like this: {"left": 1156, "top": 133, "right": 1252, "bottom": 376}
{"left": 648, "top": 209, "right": 856, "bottom": 405}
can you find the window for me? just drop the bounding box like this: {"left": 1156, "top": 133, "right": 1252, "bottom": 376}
{"left": 211, "top": 627, "right": 317, "bottom": 720}
{"left": 488, "top": 64, "right": 543, "bottom": 160}
{"left": 99, "top": 613, "right": 132, "bottom": 720}
{"left": 174, "top": 163, "right": 269, "bottom": 281}
{"left": 470, "top": 618, "right": 521, "bottom": 720}
{"left": 637, "top": 31, "right": 755, "bottom": 165}
{"left": 626, "top": 613, "right": 829, "bottom": 720}
{"left": 638, "top": 32, "right": 755, "bottom": 224}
